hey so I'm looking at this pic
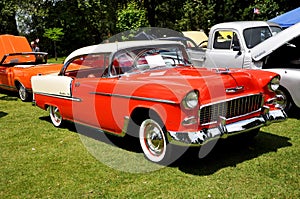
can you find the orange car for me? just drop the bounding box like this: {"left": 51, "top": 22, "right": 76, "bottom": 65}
{"left": 0, "top": 34, "right": 62, "bottom": 101}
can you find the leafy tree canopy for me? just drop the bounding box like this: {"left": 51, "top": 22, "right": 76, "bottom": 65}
{"left": 0, "top": 0, "right": 299, "bottom": 57}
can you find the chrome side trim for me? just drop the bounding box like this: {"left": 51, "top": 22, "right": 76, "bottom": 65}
{"left": 168, "top": 108, "right": 287, "bottom": 146}
{"left": 34, "top": 92, "right": 81, "bottom": 102}
{"left": 91, "top": 92, "right": 177, "bottom": 105}
{"left": 121, "top": 116, "right": 130, "bottom": 137}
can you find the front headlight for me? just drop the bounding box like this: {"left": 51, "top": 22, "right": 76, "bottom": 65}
{"left": 268, "top": 76, "right": 280, "bottom": 91}
{"left": 182, "top": 90, "right": 199, "bottom": 109}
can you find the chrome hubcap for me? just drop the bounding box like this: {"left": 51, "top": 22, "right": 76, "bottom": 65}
{"left": 144, "top": 122, "right": 164, "bottom": 156}
{"left": 19, "top": 86, "right": 26, "bottom": 100}
{"left": 50, "top": 106, "right": 62, "bottom": 125}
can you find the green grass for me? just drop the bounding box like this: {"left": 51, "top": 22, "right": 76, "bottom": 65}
{"left": 0, "top": 92, "right": 299, "bottom": 198}
{"left": 47, "top": 57, "right": 66, "bottom": 64}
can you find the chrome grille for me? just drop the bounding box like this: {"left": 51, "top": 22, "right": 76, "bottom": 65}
{"left": 199, "top": 94, "right": 263, "bottom": 125}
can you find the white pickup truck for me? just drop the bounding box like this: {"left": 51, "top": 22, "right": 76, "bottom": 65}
{"left": 188, "top": 21, "right": 300, "bottom": 114}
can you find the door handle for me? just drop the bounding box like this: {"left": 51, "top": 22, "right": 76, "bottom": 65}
{"left": 75, "top": 82, "right": 80, "bottom": 87}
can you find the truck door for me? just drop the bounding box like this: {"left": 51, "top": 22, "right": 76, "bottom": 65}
{"left": 205, "top": 30, "right": 245, "bottom": 68}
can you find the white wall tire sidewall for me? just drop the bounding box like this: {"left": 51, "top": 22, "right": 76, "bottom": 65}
{"left": 49, "top": 106, "right": 62, "bottom": 127}
{"left": 139, "top": 119, "right": 167, "bottom": 163}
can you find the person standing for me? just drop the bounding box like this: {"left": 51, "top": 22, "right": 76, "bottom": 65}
{"left": 31, "top": 40, "right": 40, "bottom": 52}
{"left": 30, "top": 39, "right": 45, "bottom": 63}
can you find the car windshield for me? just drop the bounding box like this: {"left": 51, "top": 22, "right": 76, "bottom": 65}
{"left": 243, "top": 26, "right": 273, "bottom": 49}
{"left": 0, "top": 52, "right": 47, "bottom": 65}
{"left": 269, "top": 26, "right": 282, "bottom": 35}
{"left": 62, "top": 45, "right": 192, "bottom": 78}
{"left": 111, "top": 45, "right": 191, "bottom": 75}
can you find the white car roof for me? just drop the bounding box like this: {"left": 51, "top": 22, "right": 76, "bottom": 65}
{"left": 209, "top": 21, "right": 271, "bottom": 33}
{"left": 64, "top": 40, "right": 182, "bottom": 64}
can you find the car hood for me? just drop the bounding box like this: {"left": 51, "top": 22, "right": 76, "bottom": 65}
{"left": 119, "top": 67, "right": 267, "bottom": 104}
{"left": 251, "top": 22, "right": 300, "bottom": 61}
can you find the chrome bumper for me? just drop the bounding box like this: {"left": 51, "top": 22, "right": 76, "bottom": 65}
{"left": 168, "top": 108, "right": 287, "bottom": 146}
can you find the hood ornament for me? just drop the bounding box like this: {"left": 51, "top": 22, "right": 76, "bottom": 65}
{"left": 226, "top": 86, "right": 244, "bottom": 93}
{"left": 215, "top": 67, "right": 230, "bottom": 74}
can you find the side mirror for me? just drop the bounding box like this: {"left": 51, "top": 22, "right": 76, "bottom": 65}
{"left": 232, "top": 45, "right": 240, "bottom": 51}
{"left": 232, "top": 45, "right": 242, "bottom": 55}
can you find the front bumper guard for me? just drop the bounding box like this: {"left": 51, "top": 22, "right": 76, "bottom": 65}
{"left": 168, "top": 107, "right": 287, "bottom": 146}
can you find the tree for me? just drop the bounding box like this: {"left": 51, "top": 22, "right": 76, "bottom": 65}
{"left": 116, "top": 1, "right": 150, "bottom": 32}
{"left": 176, "top": 0, "right": 216, "bottom": 33}
{"left": 43, "top": 28, "right": 64, "bottom": 60}
{"left": 0, "top": 0, "right": 18, "bottom": 35}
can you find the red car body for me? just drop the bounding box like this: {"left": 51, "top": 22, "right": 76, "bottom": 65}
{"left": 0, "top": 34, "right": 62, "bottom": 101}
{"left": 32, "top": 40, "right": 286, "bottom": 164}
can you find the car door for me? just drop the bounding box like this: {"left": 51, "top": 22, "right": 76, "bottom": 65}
{"left": 0, "top": 65, "right": 14, "bottom": 89}
{"left": 64, "top": 53, "right": 120, "bottom": 133}
{"left": 205, "top": 30, "right": 245, "bottom": 68}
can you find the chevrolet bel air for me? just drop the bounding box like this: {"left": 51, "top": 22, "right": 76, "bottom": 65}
{"left": 31, "top": 40, "right": 286, "bottom": 164}
{"left": 0, "top": 34, "right": 61, "bottom": 101}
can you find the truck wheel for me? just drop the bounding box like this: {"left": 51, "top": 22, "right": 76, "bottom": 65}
{"left": 49, "top": 105, "right": 63, "bottom": 127}
{"left": 18, "top": 84, "right": 31, "bottom": 102}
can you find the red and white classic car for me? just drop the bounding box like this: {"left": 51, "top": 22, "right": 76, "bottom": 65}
{"left": 31, "top": 40, "right": 286, "bottom": 164}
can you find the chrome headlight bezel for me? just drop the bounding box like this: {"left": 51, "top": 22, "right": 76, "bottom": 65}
{"left": 268, "top": 76, "right": 280, "bottom": 92}
{"left": 182, "top": 90, "right": 199, "bottom": 110}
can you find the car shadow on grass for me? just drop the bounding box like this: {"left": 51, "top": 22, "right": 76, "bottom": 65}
{"left": 38, "top": 116, "right": 142, "bottom": 152}
{"left": 173, "top": 131, "right": 292, "bottom": 175}
{"left": 0, "top": 111, "right": 8, "bottom": 118}
{"left": 39, "top": 117, "right": 292, "bottom": 174}
{"left": 287, "top": 108, "right": 300, "bottom": 119}
{"left": 0, "top": 91, "right": 19, "bottom": 101}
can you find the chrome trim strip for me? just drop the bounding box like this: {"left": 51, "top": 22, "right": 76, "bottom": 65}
{"left": 91, "top": 92, "right": 177, "bottom": 105}
{"left": 34, "top": 92, "right": 81, "bottom": 102}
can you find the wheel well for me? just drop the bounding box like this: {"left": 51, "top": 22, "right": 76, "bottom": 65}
{"left": 44, "top": 104, "right": 50, "bottom": 111}
{"left": 127, "top": 107, "right": 163, "bottom": 137}
{"left": 14, "top": 80, "right": 21, "bottom": 89}
{"left": 278, "top": 85, "right": 292, "bottom": 102}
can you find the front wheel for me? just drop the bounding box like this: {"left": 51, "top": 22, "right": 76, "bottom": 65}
{"left": 139, "top": 118, "right": 185, "bottom": 165}
{"left": 276, "top": 87, "right": 293, "bottom": 114}
{"left": 139, "top": 119, "right": 168, "bottom": 163}
{"left": 49, "top": 105, "right": 63, "bottom": 127}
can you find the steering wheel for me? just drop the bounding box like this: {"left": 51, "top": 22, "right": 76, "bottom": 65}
{"left": 162, "top": 56, "right": 176, "bottom": 66}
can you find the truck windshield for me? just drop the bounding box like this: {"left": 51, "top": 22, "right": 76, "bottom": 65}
{"left": 243, "top": 27, "right": 273, "bottom": 49}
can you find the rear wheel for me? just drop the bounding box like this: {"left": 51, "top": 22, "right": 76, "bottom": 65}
{"left": 18, "top": 84, "right": 31, "bottom": 102}
{"left": 49, "top": 105, "right": 63, "bottom": 127}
